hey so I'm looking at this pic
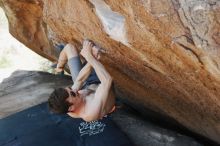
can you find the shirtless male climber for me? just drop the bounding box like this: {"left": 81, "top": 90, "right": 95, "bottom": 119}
{"left": 48, "top": 40, "right": 115, "bottom": 122}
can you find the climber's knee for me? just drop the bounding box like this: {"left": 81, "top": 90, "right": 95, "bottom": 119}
{"left": 64, "top": 43, "right": 79, "bottom": 59}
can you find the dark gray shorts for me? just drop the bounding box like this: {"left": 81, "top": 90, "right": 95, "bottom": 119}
{"left": 68, "top": 56, "right": 100, "bottom": 88}
{"left": 68, "top": 56, "right": 82, "bottom": 82}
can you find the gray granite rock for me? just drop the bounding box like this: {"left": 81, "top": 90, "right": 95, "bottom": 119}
{"left": 111, "top": 107, "right": 203, "bottom": 146}
{"left": 0, "top": 70, "right": 72, "bottom": 118}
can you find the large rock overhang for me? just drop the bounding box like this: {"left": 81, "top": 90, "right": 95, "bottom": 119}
{"left": 0, "top": 0, "right": 220, "bottom": 144}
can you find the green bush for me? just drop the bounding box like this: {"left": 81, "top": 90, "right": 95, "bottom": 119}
{"left": 39, "top": 59, "right": 55, "bottom": 73}
{"left": 0, "top": 56, "right": 11, "bottom": 68}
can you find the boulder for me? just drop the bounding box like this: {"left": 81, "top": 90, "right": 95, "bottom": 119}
{"left": 0, "top": 0, "right": 220, "bottom": 143}
{"left": 0, "top": 70, "right": 72, "bottom": 118}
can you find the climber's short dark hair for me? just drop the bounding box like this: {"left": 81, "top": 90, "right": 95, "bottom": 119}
{"left": 48, "top": 88, "right": 70, "bottom": 114}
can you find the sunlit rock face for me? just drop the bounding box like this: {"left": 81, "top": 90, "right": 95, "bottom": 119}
{"left": 0, "top": 0, "right": 55, "bottom": 60}
{"left": 1, "top": 0, "right": 220, "bottom": 143}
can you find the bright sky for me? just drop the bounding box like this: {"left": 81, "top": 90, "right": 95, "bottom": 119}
{"left": 0, "top": 8, "right": 52, "bottom": 83}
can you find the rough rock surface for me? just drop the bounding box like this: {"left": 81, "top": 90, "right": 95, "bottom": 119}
{"left": 0, "top": 70, "right": 72, "bottom": 118}
{"left": 112, "top": 107, "right": 203, "bottom": 146}
{"left": 0, "top": 71, "right": 203, "bottom": 146}
{"left": 0, "top": 0, "right": 220, "bottom": 144}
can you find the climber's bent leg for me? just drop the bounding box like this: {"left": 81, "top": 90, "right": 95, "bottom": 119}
{"left": 68, "top": 56, "right": 82, "bottom": 82}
